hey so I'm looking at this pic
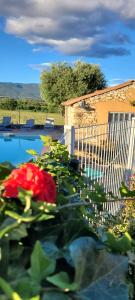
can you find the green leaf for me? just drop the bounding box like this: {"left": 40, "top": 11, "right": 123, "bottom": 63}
{"left": 36, "top": 214, "right": 54, "bottom": 222}
{"left": 8, "top": 265, "right": 27, "bottom": 285}
{"left": 26, "top": 149, "right": 38, "bottom": 156}
{"left": 0, "top": 220, "right": 19, "bottom": 239}
{"left": 0, "top": 211, "right": 50, "bottom": 239}
{"left": 15, "top": 277, "right": 39, "bottom": 298}
{"left": 40, "top": 135, "right": 52, "bottom": 146}
{"left": 63, "top": 181, "right": 75, "bottom": 195}
{"left": 47, "top": 272, "right": 78, "bottom": 291}
{"left": 5, "top": 210, "right": 41, "bottom": 222}
{"left": 69, "top": 237, "right": 129, "bottom": 300}
{"left": 84, "top": 183, "right": 107, "bottom": 205}
{"left": 119, "top": 182, "right": 129, "bottom": 196}
{"left": 18, "top": 188, "right": 33, "bottom": 212}
{"left": 0, "top": 295, "right": 7, "bottom": 300}
{"left": 9, "top": 223, "right": 27, "bottom": 240}
{"left": 29, "top": 241, "right": 56, "bottom": 283}
{"left": 0, "top": 162, "right": 14, "bottom": 180}
{"left": 0, "top": 278, "right": 22, "bottom": 300}
{"left": 69, "top": 237, "right": 98, "bottom": 288}
{"left": 105, "top": 231, "right": 132, "bottom": 253}
{"left": 119, "top": 182, "right": 135, "bottom": 198}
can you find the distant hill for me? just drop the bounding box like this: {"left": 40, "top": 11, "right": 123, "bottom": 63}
{"left": 0, "top": 82, "right": 40, "bottom": 99}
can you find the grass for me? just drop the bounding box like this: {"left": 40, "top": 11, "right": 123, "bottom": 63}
{"left": 0, "top": 110, "right": 64, "bottom": 126}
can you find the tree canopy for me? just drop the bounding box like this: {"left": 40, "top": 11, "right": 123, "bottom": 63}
{"left": 40, "top": 61, "right": 106, "bottom": 112}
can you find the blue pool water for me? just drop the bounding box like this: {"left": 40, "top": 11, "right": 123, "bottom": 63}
{"left": 85, "top": 167, "right": 103, "bottom": 179}
{"left": 0, "top": 134, "right": 43, "bottom": 165}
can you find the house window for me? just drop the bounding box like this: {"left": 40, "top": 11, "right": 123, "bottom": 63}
{"left": 108, "top": 112, "right": 135, "bottom": 123}
{"left": 120, "top": 113, "right": 124, "bottom": 121}
{"left": 125, "top": 114, "right": 129, "bottom": 121}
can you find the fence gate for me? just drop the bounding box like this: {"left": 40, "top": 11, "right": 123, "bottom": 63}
{"left": 64, "top": 118, "right": 135, "bottom": 200}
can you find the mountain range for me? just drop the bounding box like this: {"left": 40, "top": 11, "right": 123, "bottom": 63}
{"left": 0, "top": 82, "right": 40, "bottom": 99}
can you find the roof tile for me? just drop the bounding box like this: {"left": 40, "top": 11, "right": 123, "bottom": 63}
{"left": 62, "top": 80, "right": 135, "bottom": 106}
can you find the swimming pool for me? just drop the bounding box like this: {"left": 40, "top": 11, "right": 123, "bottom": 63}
{"left": 0, "top": 134, "right": 43, "bottom": 165}
{"left": 84, "top": 166, "right": 103, "bottom": 179}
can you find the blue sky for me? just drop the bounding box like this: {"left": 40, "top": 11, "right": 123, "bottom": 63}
{"left": 0, "top": 0, "right": 135, "bottom": 85}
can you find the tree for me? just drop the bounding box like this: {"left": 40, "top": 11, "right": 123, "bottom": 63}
{"left": 74, "top": 61, "right": 106, "bottom": 96}
{"left": 40, "top": 61, "right": 106, "bottom": 112}
{"left": 0, "top": 98, "right": 18, "bottom": 110}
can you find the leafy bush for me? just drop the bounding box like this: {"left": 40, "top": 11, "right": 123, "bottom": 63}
{"left": 0, "top": 139, "right": 134, "bottom": 299}
{"left": 106, "top": 182, "right": 135, "bottom": 238}
{"left": 0, "top": 98, "right": 47, "bottom": 112}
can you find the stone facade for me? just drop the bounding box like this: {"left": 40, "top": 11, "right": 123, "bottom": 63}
{"left": 63, "top": 81, "right": 135, "bottom": 127}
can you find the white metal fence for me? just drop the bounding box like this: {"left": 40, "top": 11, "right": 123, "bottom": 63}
{"left": 64, "top": 118, "right": 135, "bottom": 200}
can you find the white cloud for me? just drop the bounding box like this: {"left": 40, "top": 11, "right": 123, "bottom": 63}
{"left": 30, "top": 37, "right": 95, "bottom": 54}
{"left": 51, "top": 38, "right": 95, "bottom": 54}
{"left": 6, "top": 16, "right": 59, "bottom": 36}
{"left": 0, "top": 0, "right": 135, "bottom": 57}
{"left": 29, "top": 62, "right": 51, "bottom": 71}
{"left": 32, "top": 47, "right": 44, "bottom": 52}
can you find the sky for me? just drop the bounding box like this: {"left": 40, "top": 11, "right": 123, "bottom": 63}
{"left": 0, "top": 0, "right": 135, "bottom": 85}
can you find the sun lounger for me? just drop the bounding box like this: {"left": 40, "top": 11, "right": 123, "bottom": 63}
{"left": 22, "top": 119, "right": 35, "bottom": 129}
{"left": 0, "top": 116, "right": 11, "bottom": 128}
{"left": 44, "top": 118, "right": 54, "bottom": 128}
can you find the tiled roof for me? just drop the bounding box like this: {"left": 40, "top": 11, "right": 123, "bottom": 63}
{"left": 62, "top": 80, "right": 135, "bottom": 106}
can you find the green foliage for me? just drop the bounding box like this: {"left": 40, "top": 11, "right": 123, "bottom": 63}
{"left": 0, "top": 237, "right": 129, "bottom": 300}
{"left": 73, "top": 61, "right": 106, "bottom": 96}
{"left": 0, "top": 98, "right": 47, "bottom": 112}
{"left": 111, "top": 200, "right": 135, "bottom": 237}
{"left": 0, "top": 278, "right": 22, "bottom": 300}
{"left": 29, "top": 241, "right": 56, "bottom": 283}
{"left": 0, "top": 98, "right": 18, "bottom": 110}
{"left": 81, "top": 182, "right": 108, "bottom": 211}
{"left": 106, "top": 182, "right": 135, "bottom": 238}
{"left": 40, "top": 61, "right": 106, "bottom": 112}
{"left": 40, "top": 135, "right": 53, "bottom": 146}
{"left": 40, "top": 63, "right": 75, "bottom": 112}
{"left": 105, "top": 231, "right": 132, "bottom": 253}
{"left": 47, "top": 272, "right": 78, "bottom": 291}
{"left": 34, "top": 140, "right": 84, "bottom": 201}
{"left": 0, "top": 162, "right": 14, "bottom": 180}
{"left": 120, "top": 182, "right": 135, "bottom": 198}
{"left": 69, "top": 237, "right": 128, "bottom": 300}
{"left": 0, "top": 140, "right": 134, "bottom": 299}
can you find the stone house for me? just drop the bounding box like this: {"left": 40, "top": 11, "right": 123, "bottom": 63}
{"left": 62, "top": 80, "right": 135, "bottom": 126}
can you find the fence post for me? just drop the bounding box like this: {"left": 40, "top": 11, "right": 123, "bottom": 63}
{"left": 64, "top": 125, "right": 75, "bottom": 155}
{"left": 127, "top": 117, "right": 135, "bottom": 170}
{"left": 125, "top": 118, "right": 135, "bottom": 186}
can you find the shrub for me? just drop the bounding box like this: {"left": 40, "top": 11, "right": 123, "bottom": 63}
{"left": 0, "top": 139, "right": 134, "bottom": 299}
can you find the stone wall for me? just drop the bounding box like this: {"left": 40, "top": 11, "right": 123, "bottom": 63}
{"left": 65, "top": 82, "right": 135, "bottom": 126}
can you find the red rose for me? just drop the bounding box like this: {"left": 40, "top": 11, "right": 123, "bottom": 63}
{"left": 3, "top": 163, "right": 56, "bottom": 203}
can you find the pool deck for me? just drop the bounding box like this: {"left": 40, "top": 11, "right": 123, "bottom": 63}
{"left": 0, "top": 126, "right": 64, "bottom": 140}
